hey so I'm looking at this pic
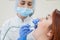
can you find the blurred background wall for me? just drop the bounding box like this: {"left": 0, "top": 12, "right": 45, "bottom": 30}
{"left": 0, "top": 0, "right": 60, "bottom": 27}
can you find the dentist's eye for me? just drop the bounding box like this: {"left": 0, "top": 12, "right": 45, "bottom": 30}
{"left": 20, "top": 1, "right": 25, "bottom": 5}
{"left": 28, "top": 2, "right": 32, "bottom": 6}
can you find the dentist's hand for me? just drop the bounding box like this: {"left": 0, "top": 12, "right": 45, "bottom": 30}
{"left": 18, "top": 24, "right": 32, "bottom": 40}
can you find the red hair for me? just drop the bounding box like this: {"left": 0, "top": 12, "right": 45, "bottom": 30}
{"left": 51, "top": 9, "right": 60, "bottom": 40}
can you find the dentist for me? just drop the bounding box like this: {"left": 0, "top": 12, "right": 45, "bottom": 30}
{"left": 1, "top": 0, "right": 39, "bottom": 40}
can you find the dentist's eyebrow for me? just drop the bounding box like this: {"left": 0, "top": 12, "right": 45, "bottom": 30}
{"left": 20, "top": 1, "right": 25, "bottom": 5}
{"left": 21, "top": 0, "right": 25, "bottom": 2}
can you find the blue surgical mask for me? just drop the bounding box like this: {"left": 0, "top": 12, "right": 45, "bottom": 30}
{"left": 16, "top": 7, "right": 33, "bottom": 17}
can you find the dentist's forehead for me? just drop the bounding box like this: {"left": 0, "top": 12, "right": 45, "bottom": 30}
{"left": 18, "top": 0, "right": 33, "bottom": 2}
{"left": 16, "top": 0, "right": 35, "bottom": 6}
{"left": 16, "top": 0, "right": 35, "bottom": 4}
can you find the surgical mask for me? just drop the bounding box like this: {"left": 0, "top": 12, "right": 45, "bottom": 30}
{"left": 16, "top": 7, "right": 33, "bottom": 17}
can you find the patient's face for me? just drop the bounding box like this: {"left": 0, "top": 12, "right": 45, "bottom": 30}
{"left": 46, "top": 14, "right": 53, "bottom": 40}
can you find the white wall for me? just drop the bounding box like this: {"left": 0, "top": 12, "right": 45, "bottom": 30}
{"left": 34, "top": 0, "right": 60, "bottom": 18}
{"left": 0, "top": 0, "right": 60, "bottom": 27}
{"left": 0, "top": 0, "right": 16, "bottom": 26}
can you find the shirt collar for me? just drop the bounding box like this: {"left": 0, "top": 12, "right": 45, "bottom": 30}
{"left": 16, "top": 15, "right": 33, "bottom": 23}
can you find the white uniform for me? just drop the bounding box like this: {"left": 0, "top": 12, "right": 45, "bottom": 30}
{"left": 1, "top": 15, "right": 35, "bottom": 40}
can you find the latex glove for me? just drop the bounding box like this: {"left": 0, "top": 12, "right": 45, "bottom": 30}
{"left": 18, "top": 24, "right": 32, "bottom": 40}
{"left": 32, "top": 18, "right": 40, "bottom": 29}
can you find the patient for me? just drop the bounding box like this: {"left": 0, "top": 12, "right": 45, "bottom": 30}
{"left": 29, "top": 9, "right": 60, "bottom": 40}
{"left": 51, "top": 9, "right": 60, "bottom": 40}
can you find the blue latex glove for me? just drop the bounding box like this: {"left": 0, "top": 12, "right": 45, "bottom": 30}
{"left": 18, "top": 19, "right": 40, "bottom": 40}
{"left": 32, "top": 18, "right": 40, "bottom": 29}
{"left": 18, "top": 24, "right": 32, "bottom": 40}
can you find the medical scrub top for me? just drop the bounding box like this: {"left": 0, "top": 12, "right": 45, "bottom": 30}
{"left": 1, "top": 15, "right": 35, "bottom": 40}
